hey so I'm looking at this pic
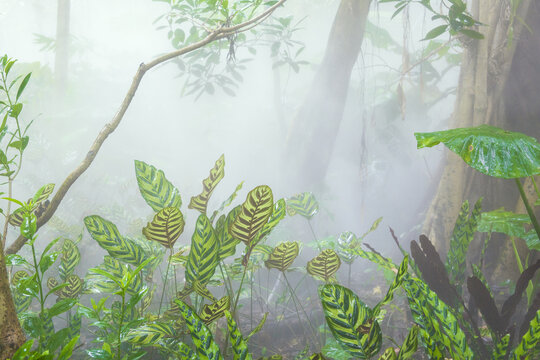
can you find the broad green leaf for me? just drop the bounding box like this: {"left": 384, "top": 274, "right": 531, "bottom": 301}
{"left": 225, "top": 310, "right": 253, "bottom": 360}
{"left": 459, "top": 29, "right": 484, "bottom": 39}
{"left": 286, "top": 192, "right": 319, "bottom": 218}
{"left": 319, "top": 284, "right": 382, "bottom": 358}
{"left": 265, "top": 241, "right": 299, "bottom": 272}
{"left": 307, "top": 249, "right": 341, "bottom": 282}
{"left": 415, "top": 125, "right": 540, "bottom": 179}
{"left": 127, "top": 322, "right": 175, "bottom": 345}
{"left": 143, "top": 207, "right": 185, "bottom": 248}
{"left": 134, "top": 160, "right": 182, "bottom": 211}
{"left": 9, "top": 136, "right": 29, "bottom": 151}
{"left": 59, "top": 238, "right": 80, "bottom": 281}
{"left": 185, "top": 214, "right": 219, "bottom": 286}
{"left": 217, "top": 206, "right": 242, "bottom": 260}
{"left": 189, "top": 154, "right": 225, "bottom": 214}
{"left": 423, "top": 25, "right": 448, "bottom": 40}
{"left": 47, "top": 298, "right": 76, "bottom": 317}
{"left": 230, "top": 185, "right": 273, "bottom": 246}
{"left": 478, "top": 208, "right": 533, "bottom": 238}
{"left": 336, "top": 231, "right": 361, "bottom": 264}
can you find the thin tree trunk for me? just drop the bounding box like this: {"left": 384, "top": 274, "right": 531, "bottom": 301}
{"left": 284, "top": 0, "right": 372, "bottom": 189}
{"left": 55, "top": 0, "right": 70, "bottom": 96}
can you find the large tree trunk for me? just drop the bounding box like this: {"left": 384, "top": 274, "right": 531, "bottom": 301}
{"left": 423, "top": 0, "right": 539, "bottom": 278}
{"left": 284, "top": 0, "right": 372, "bottom": 190}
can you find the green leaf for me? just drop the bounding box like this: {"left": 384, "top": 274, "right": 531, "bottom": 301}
{"left": 307, "top": 249, "right": 341, "bottom": 282}
{"left": 185, "top": 214, "right": 219, "bottom": 286}
{"left": 16, "top": 73, "right": 31, "bottom": 101}
{"left": 31, "top": 183, "right": 55, "bottom": 207}
{"left": 127, "top": 322, "right": 175, "bottom": 344}
{"left": 47, "top": 298, "right": 77, "bottom": 317}
{"left": 230, "top": 185, "right": 274, "bottom": 246}
{"left": 415, "top": 125, "right": 540, "bottom": 178}
{"left": 59, "top": 238, "right": 80, "bottom": 281}
{"left": 189, "top": 154, "right": 225, "bottom": 214}
{"left": 247, "top": 312, "right": 268, "bottom": 341}
{"left": 319, "top": 284, "right": 382, "bottom": 358}
{"left": 423, "top": 25, "right": 448, "bottom": 40}
{"left": 217, "top": 206, "right": 242, "bottom": 260}
{"left": 265, "top": 242, "right": 299, "bottom": 272}
{"left": 200, "top": 296, "right": 230, "bottom": 325}
{"left": 286, "top": 192, "right": 319, "bottom": 218}
{"left": 58, "top": 335, "right": 80, "bottom": 360}
{"left": 491, "top": 334, "right": 510, "bottom": 360}
{"left": 134, "top": 160, "right": 182, "bottom": 211}
{"left": 373, "top": 256, "right": 408, "bottom": 316}
{"left": 143, "top": 207, "right": 185, "bottom": 248}
{"left": 378, "top": 348, "right": 397, "bottom": 360}
{"left": 253, "top": 198, "right": 286, "bottom": 244}
{"left": 512, "top": 309, "right": 540, "bottom": 359}
{"left": 459, "top": 29, "right": 484, "bottom": 39}
{"left": 397, "top": 326, "right": 419, "bottom": 359}
{"left": 478, "top": 208, "right": 532, "bottom": 238}
{"left": 20, "top": 212, "right": 37, "bottom": 239}
{"left": 10, "top": 103, "right": 23, "bottom": 117}
{"left": 225, "top": 310, "right": 253, "bottom": 360}
{"left": 9, "top": 136, "right": 29, "bottom": 151}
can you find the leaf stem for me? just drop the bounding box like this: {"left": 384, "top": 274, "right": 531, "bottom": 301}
{"left": 515, "top": 178, "right": 540, "bottom": 241}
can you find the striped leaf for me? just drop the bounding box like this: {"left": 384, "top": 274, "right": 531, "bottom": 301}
{"left": 12, "top": 270, "right": 32, "bottom": 313}
{"left": 253, "top": 199, "right": 286, "bottom": 245}
{"left": 217, "top": 206, "right": 242, "bottom": 260}
{"left": 11, "top": 270, "right": 29, "bottom": 285}
{"left": 307, "top": 249, "right": 341, "bottom": 282}
{"left": 31, "top": 183, "right": 55, "bottom": 208}
{"left": 59, "top": 239, "right": 80, "bottom": 281}
{"left": 265, "top": 242, "right": 299, "bottom": 272}
{"left": 84, "top": 215, "right": 146, "bottom": 266}
{"left": 189, "top": 154, "right": 225, "bottom": 214}
{"left": 200, "top": 296, "right": 230, "bottom": 325}
{"left": 512, "top": 309, "right": 540, "bottom": 359}
{"left": 127, "top": 322, "right": 175, "bottom": 345}
{"left": 68, "top": 309, "right": 82, "bottom": 339}
{"left": 225, "top": 310, "right": 253, "bottom": 360}
{"left": 185, "top": 214, "right": 219, "bottom": 286}
{"left": 309, "top": 354, "right": 327, "bottom": 360}
{"left": 397, "top": 325, "right": 418, "bottom": 360}
{"left": 193, "top": 280, "right": 216, "bottom": 302}
{"left": 143, "top": 207, "right": 185, "bottom": 249}
{"left": 58, "top": 274, "right": 83, "bottom": 299}
{"left": 8, "top": 207, "right": 25, "bottom": 227}
{"left": 373, "top": 256, "right": 408, "bottom": 316}
{"left": 336, "top": 231, "right": 360, "bottom": 264}
{"left": 230, "top": 185, "right": 273, "bottom": 246}
{"left": 175, "top": 299, "right": 223, "bottom": 360}
{"left": 378, "top": 348, "right": 397, "bottom": 360}
{"left": 210, "top": 181, "right": 244, "bottom": 223}
{"left": 86, "top": 256, "right": 142, "bottom": 295}
{"left": 346, "top": 248, "right": 397, "bottom": 272}
{"left": 134, "top": 160, "right": 182, "bottom": 212}
{"left": 492, "top": 334, "right": 510, "bottom": 360}
{"left": 319, "top": 284, "right": 382, "bottom": 358}
{"left": 286, "top": 192, "right": 319, "bottom": 219}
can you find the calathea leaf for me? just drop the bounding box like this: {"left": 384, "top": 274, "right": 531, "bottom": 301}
{"left": 200, "top": 296, "right": 230, "bottom": 325}
{"left": 230, "top": 185, "right": 273, "bottom": 246}
{"left": 397, "top": 325, "right": 418, "bottom": 360}
{"left": 307, "top": 249, "right": 341, "bottom": 282}
{"left": 185, "top": 214, "right": 219, "bottom": 286}
{"left": 286, "top": 192, "right": 319, "bottom": 218}
{"left": 225, "top": 310, "right": 252, "bottom": 360}
{"left": 127, "top": 322, "right": 176, "bottom": 345}
{"left": 265, "top": 241, "right": 299, "bottom": 272}
{"left": 134, "top": 160, "right": 182, "bottom": 211}
{"left": 252, "top": 198, "right": 287, "bottom": 244}
{"left": 189, "top": 154, "right": 225, "bottom": 214}
{"left": 512, "top": 309, "right": 540, "bottom": 359}
{"left": 373, "top": 256, "right": 409, "bottom": 316}
{"left": 378, "top": 348, "right": 397, "bottom": 360}
{"left": 143, "top": 207, "right": 185, "bottom": 248}
{"left": 217, "top": 205, "right": 242, "bottom": 260}
{"left": 31, "top": 183, "right": 55, "bottom": 208}
{"left": 59, "top": 238, "right": 80, "bottom": 282}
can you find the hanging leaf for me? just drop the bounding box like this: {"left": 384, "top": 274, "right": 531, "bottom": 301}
{"left": 127, "top": 322, "right": 175, "bottom": 345}
{"left": 319, "top": 284, "right": 382, "bottom": 358}
{"left": 189, "top": 154, "right": 225, "bottom": 214}
{"left": 225, "top": 310, "right": 253, "bottom": 360}
{"left": 217, "top": 206, "right": 242, "bottom": 260}
{"left": 134, "top": 160, "right": 182, "bottom": 211}
{"left": 210, "top": 181, "right": 244, "bottom": 223}
{"left": 373, "top": 256, "right": 409, "bottom": 316}
{"left": 59, "top": 239, "right": 80, "bottom": 282}
{"left": 286, "top": 192, "right": 319, "bottom": 218}
{"left": 478, "top": 208, "right": 539, "bottom": 250}
{"left": 247, "top": 312, "right": 268, "bottom": 341}
{"left": 84, "top": 215, "right": 146, "bottom": 266}
{"left": 143, "top": 207, "right": 185, "bottom": 249}
{"left": 200, "top": 296, "right": 230, "bottom": 325}
{"left": 265, "top": 242, "right": 299, "bottom": 272}
{"left": 307, "top": 249, "right": 341, "bottom": 282}
{"left": 185, "top": 214, "right": 219, "bottom": 286}
{"left": 230, "top": 185, "right": 273, "bottom": 246}
{"left": 415, "top": 125, "right": 540, "bottom": 179}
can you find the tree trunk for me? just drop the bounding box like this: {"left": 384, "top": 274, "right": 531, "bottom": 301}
{"left": 422, "top": 0, "right": 539, "bottom": 278}
{"left": 283, "top": 0, "right": 372, "bottom": 190}
{"left": 0, "top": 251, "right": 25, "bottom": 360}
{"left": 55, "top": 0, "right": 70, "bottom": 97}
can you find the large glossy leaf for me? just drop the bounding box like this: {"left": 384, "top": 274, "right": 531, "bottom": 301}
{"left": 230, "top": 185, "right": 273, "bottom": 246}
{"left": 225, "top": 310, "right": 253, "bottom": 360}
{"left": 175, "top": 299, "right": 223, "bottom": 360}
{"left": 134, "top": 160, "right": 182, "bottom": 211}
{"left": 319, "top": 284, "right": 382, "bottom": 358}
{"left": 307, "top": 249, "right": 341, "bottom": 282}
{"left": 286, "top": 192, "right": 319, "bottom": 218}
{"left": 185, "top": 214, "right": 219, "bottom": 286}
{"left": 265, "top": 241, "right": 299, "bottom": 272}
{"left": 59, "top": 238, "right": 80, "bottom": 281}
{"left": 217, "top": 206, "right": 242, "bottom": 260}
{"left": 84, "top": 215, "right": 146, "bottom": 266}
{"left": 336, "top": 231, "right": 360, "bottom": 264}
{"left": 415, "top": 125, "right": 540, "bottom": 179}
{"left": 189, "top": 154, "right": 225, "bottom": 214}
{"left": 143, "top": 207, "right": 185, "bottom": 248}
{"left": 478, "top": 208, "right": 540, "bottom": 250}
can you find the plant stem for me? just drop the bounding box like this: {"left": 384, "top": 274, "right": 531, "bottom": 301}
{"left": 348, "top": 263, "right": 352, "bottom": 288}
{"left": 231, "top": 264, "right": 248, "bottom": 319}
{"left": 117, "top": 290, "right": 126, "bottom": 360}
{"left": 157, "top": 251, "right": 173, "bottom": 317}
{"left": 531, "top": 176, "right": 540, "bottom": 198}
{"left": 307, "top": 219, "right": 322, "bottom": 251}
{"left": 515, "top": 178, "right": 540, "bottom": 241}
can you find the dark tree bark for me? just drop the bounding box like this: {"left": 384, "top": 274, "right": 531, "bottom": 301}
{"left": 284, "top": 0, "right": 372, "bottom": 190}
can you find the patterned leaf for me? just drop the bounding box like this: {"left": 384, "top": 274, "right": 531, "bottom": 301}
{"left": 11, "top": 270, "right": 31, "bottom": 313}
{"left": 265, "top": 242, "right": 299, "bottom": 272}
{"left": 57, "top": 274, "right": 83, "bottom": 299}
{"left": 59, "top": 239, "right": 80, "bottom": 281}
{"left": 200, "top": 296, "right": 230, "bottom": 325}
{"left": 84, "top": 215, "right": 146, "bottom": 266}
{"left": 286, "top": 192, "right": 319, "bottom": 219}
{"left": 319, "top": 284, "right": 382, "bottom": 358}
{"left": 253, "top": 199, "right": 286, "bottom": 245}
{"left": 336, "top": 231, "right": 360, "bottom": 264}
{"left": 217, "top": 206, "right": 242, "bottom": 260}
{"left": 512, "top": 309, "right": 540, "bottom": 359}
{"left": 492, "top": 334, "right": 510, "bottom": 360}
{"left": 135, "top": 160, "right": 182, "bottom": 212}
{"left": 127, "top": 322, "right": 175, "bottom": 345}
{"left": 397, "top": 325, "right": 418, "bottom": 360}
{"left": 185, "top": 214, "right": 219, "bottom": 286}
{"left": 8, "top": 207, "right": 25, "bottom": 227}
{"left": 189, "top": 154, "right": 225, "bottom": 214}
{"left": 11, "top": 270, "right": 29, "bottom": 285}
{"left": 85, "top": 256, "right": 142, "bottom": 295}
{"left": 247, "top": 312, "right": 268, "bottom": 341}
{"left": 307, "top": 249, "right": 341, "bottom": 282}
{"left": 230, "top": 185, "right": 273, "bottom": 246}
{"left": 378, "top": 348, "right": 397, "bottom": 360}
{"left": 31, "top": 183, "right": 55, "bottom": 207}
{"left": 308, "top": 354, "right": 327, "bottom": 360}
{"left": 68, "top": 309, "right": 82, "bottom": 339}
{"left": 210, "top": 181, "right": 244, "bottom": 223}
{"left": 143, "top": 207, "right": 185, "bottom": 248}
{"left": 373, "top": 256, "right": 408, "bottom": 316}
{"left": 175, "top": 299, "right": 223, "bottom": 360}
{"left": 225, "top": 310, "right": 253, "bottom": 360}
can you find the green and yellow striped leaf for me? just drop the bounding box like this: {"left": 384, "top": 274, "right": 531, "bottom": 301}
{"left": 11, "top": 270, "right": 29, "bottom": 285}
{"left": 225, "top": 310, "right": 253, "bottom": 360}
{"left": 253, "top": 199, "right": 286, "bottom": 245}
{"left": 175, "top": 299, "right": 223, "bottom": 360}
{"left": 512, "top": 309, "right": 540, "bottom": 359}
{"left": 59, "top": 239, "right": 80, "bottom": 281}
{"left": 492, "top": 334, "right": 510, "bottom": 360}
{"left": 189, "top": 154, "right": 225, "bottom": 215}
{"left": 336, "top": 231, "right": 360, "bottom": 264}
{"left": 378, "top": 348, "right": 397, "bottom": 360}
{"left": 185, "top": 214, "right": 219, "bottom": 286}
{"left": 143, "top": 207, "right": 185, "bottom": 249}
{"left": 286, "top": 192, "right": 319, "bottom": 219}
{"left": 265, "top": 242, "right": 299, "bottom": 272}
{"left": 127, "top": 322, "right": 175, "bottom": 345}
{"left": 373, "top": 256, "right": 408, "bottom": 316}
{"left": 85, "top": 256, "right": 142, "bottom": 295}
{"left": 397, "top": 325, "right": 418, "bottom": 360}
{"left": 307, "top": 249, "right": 341, "bottom": 282}
{"left": 134, "top": 160, "right": 182, "bottom": 212}
{"left": 308, "top": 354, "right": 327, "bottom": 360}
{"left": 84, "top": 215, "right": 146, "bottom": 266}
{"left": 31, "top": 183, "right": 55, "bottom": 208}
{"left": 58, "top": 274, "right": 83, "bottom": 299}
{"left": 200, "top": 296, "right": 230, "bottom": 325}
{"left": 319, "top": 284, "right": 382, "bottom": 358}
{"left": 230, "top": 185, "right": 273, "bottom": 246}
{"left": 210, "top": 181, "right": 244, "bottom": 223}
{"left": 8, "top": 207, "right": 25, "bottom": 227}
{"left": 11, "top": 270, "right": 31, "bottom": 313}
{"left": 217, "top": 206, "right": 242, "bottom": 260}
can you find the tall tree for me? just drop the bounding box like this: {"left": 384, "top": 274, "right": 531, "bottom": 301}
{"left": 422, "top": 0, "right": 539, "bottom": 276}
{"left": 284, "top": 0, "right": 372, "bottom": 189}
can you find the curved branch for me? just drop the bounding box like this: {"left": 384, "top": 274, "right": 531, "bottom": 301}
{"left": 6, "top": 0, "right": 286, "bottom": 255}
